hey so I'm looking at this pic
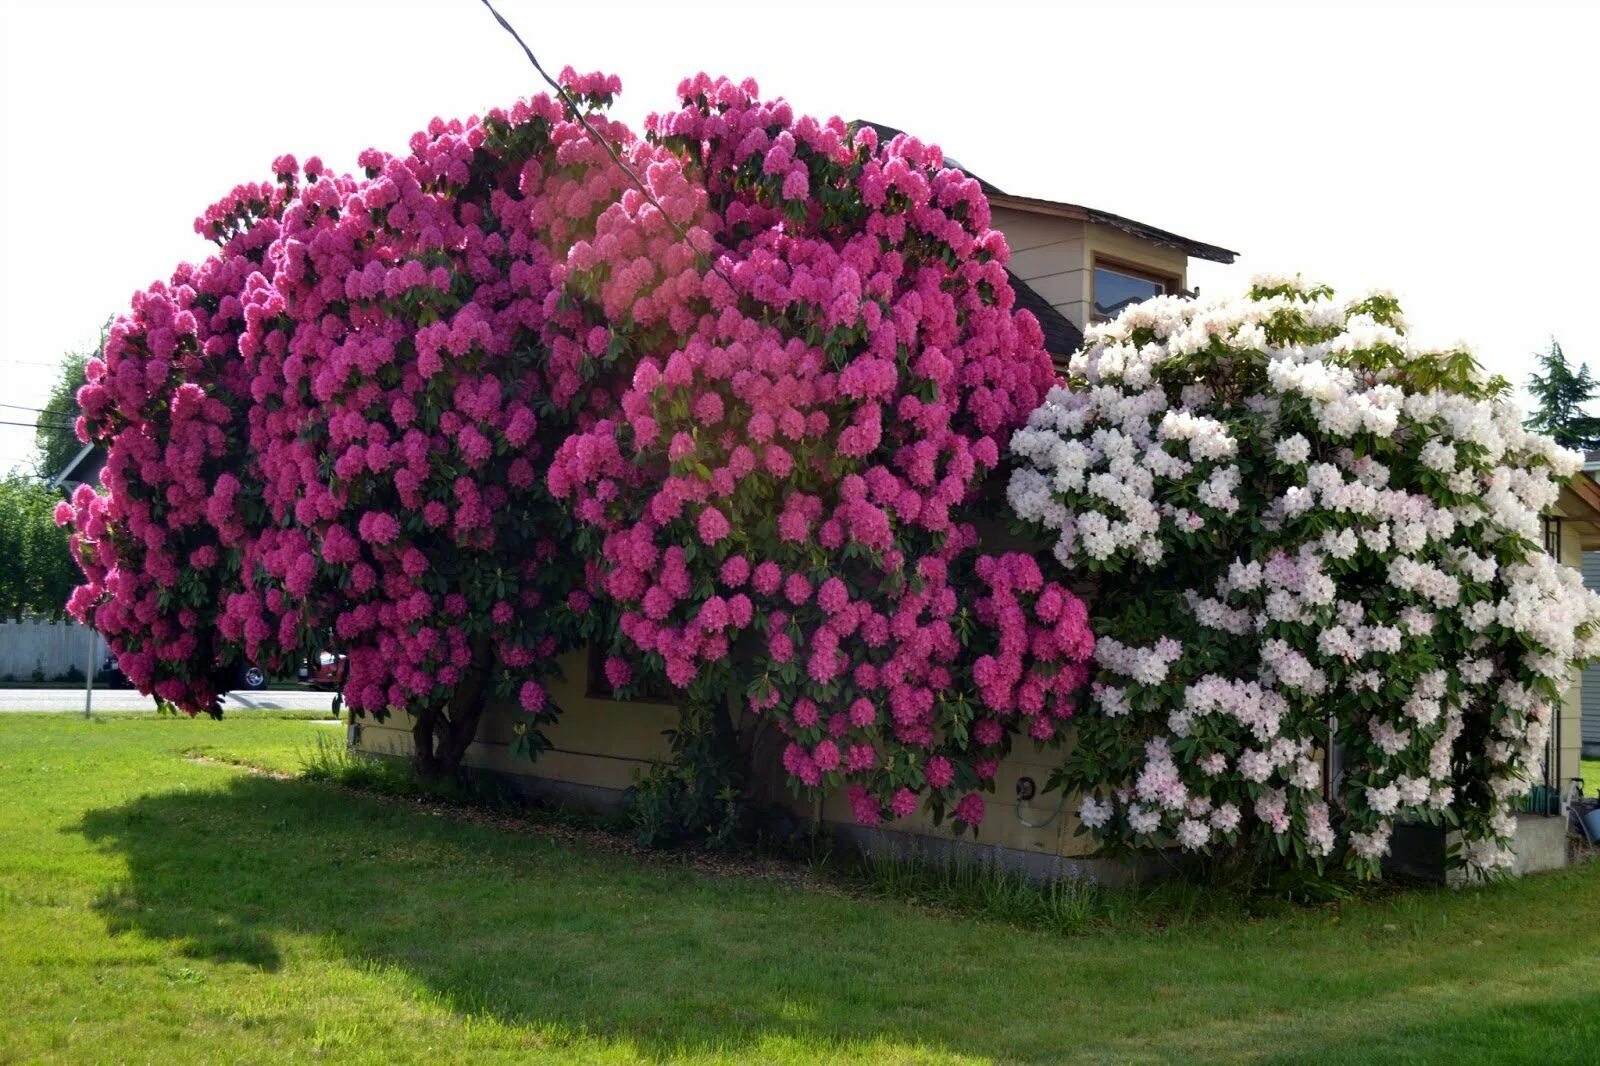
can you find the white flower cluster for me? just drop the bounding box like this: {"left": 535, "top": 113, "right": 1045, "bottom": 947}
{"left": 1020, "top": 276, "right": 1600, "bottom": 880}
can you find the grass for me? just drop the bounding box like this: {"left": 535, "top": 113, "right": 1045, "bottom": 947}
{"left": 1585, "top": 758, "right": 1599, "bottom": 795}
{"left": 0, "top": 714, "right": 1597, "bottom": 1064}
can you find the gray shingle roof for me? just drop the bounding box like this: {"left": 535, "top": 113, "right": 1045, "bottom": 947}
{"left": 851, "top": 120, "right": 1236, "bottom": 264}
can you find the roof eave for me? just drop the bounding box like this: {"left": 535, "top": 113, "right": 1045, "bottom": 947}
{"left": 988, "top": 193, "right": 1238, "bottom": 264}
{"left": 49, "top": 441, "right": 96, "bottom": 491}
{"left": 848, "top": 119, "right": 1238, "bottom": 264}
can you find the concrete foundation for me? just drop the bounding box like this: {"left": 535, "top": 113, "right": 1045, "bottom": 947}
{"left": 828, "top": 820, "right": 1173, "bottom": 887}
{"left": 1386, "top": 812, "right": 1570, "bottom": 884}
{"left": 353, "top": 740, "right": 1151, "bottom": 885}
{"left": 1512, "top": 813, "right": 1570, "bottom": 877}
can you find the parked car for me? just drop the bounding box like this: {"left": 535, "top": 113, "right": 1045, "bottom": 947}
{"left": 99, "top": 654, "right": 272, "bottom": 692}
{"left": 298, "top": 651, "right": 345, "bottom": 691}
{"left": 99, "top": 654, "right": 131, "bottom": 689}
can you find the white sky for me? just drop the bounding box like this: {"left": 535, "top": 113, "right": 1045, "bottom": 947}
{"left": 3, "top": 0, "right": 1597, "bottom": 475}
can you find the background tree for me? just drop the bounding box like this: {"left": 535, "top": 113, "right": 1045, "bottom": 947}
{"left": 0, "top": 475, "right": 78, "bottom": 621}
{"left": 31, "top": 331, "right": 102, "bottom": 480}
{"left": 1523, "top": 339, "right": 1600, "bottom": 450}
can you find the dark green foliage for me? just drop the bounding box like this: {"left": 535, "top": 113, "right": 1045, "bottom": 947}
{"left": 1524, "top": 339, "right": 1600, "bottom": 449}
{"left": 0, "top": 475, "right": 79, "bottom": 621}
{"left": 31, "top": 333, "right": 100, "bottom": 480}
{"left": 626, "top": 696, "right": 749, "bottom": 849}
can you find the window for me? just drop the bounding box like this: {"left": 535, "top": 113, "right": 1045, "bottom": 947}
{"left": 1544, "top": 515, "right": 1563, "bottom": 559}
{"left": 586, "top": 639, "right": 674, "bottom": 702}
{"left": 1092, "top": 262, "right": 1174, "bottom": 320}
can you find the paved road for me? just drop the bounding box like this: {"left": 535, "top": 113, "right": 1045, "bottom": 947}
{"left": 0, "top": 687, "right": 339, "bottom": 714}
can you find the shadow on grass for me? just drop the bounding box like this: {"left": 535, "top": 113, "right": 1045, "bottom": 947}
{"left": 83, "top": 773, "right": 1016, "bottom": 1057}
{"left": 75, "top": 773, "right": 1600, "bottom": 1063}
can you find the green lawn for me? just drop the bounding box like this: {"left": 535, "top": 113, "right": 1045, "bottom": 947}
{"left": 1, "top": 714, "right": 1598, "bottom": 1064}
{"left": 1586, "top": 759, "right": 1599, "bottom": 796}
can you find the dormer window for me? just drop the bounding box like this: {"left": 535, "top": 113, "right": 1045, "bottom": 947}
{"left": 1092, "top": 260, "right": 1176, "bottom": 321}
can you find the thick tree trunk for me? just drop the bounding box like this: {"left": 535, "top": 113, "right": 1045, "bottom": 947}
{"left": 713, "top": 689, "right": 786, "bottom": 811}
{"left": 411, "top": 636, "right": 495, "bottom": 781}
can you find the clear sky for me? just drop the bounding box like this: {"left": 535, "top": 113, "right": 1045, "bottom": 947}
{"left": 2, "top": 0, "right": 1596, "bottom": 475}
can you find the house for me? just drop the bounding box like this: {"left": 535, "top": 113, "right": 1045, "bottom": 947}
{"left": 854, "top": 121, "right": 1238, "bottom": 366}
{"left": 1536, "top": 468, "right": 1600, "bottom": 802}
{"left": 1390, "top": 466, "right": 1600, "bottom": 880}
{"left": 352, "top": 134, "right": 1241, "bottom": 883}
{"left": 347, "top": 128, "right": 1587, "bottom": 880}
{"left": 1579, "top": 454, "right": 1600, "bottom": 759}
{"left": 49, "top": 442, "right": 106, "bottom": 492}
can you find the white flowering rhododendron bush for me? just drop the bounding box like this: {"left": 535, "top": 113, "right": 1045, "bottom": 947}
{"left": 59, "top": 71, "right": 1094, "bottom": 828}
{"left": 1008, "top": 276, "right": 1600, "bottom": 877}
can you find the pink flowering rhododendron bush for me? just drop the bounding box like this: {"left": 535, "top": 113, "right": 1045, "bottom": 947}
{"left": 63, "top": 80, "right": 640, "bottom": 772}
{"left": 1009, "top": 276, "right": 1600, "bottom": 878}
{"left": 62, "top": 71, "right": 1094, "bottom": 817}
{"left": 550, "top": 75, "right": 1091, "bottom": 829}
{"left": 59, "top": 176, "right": 294, "bottom": 709}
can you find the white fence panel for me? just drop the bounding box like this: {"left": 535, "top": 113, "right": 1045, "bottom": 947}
{"left": 0, "top": 620, "right": 107, "bottom": 682}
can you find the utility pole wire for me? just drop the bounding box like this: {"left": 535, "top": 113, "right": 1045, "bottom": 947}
{"left": 475, "top": 0, "right": 736, "bottom": 291}
{"left": 0, "top": 419, "right": 77, "bottom": 431}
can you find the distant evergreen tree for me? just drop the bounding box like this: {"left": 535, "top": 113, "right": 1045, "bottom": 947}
{"left": 1524, "top": 340, "right": 1600, "bottom": 450}
{"left": 32, "top": 351, "right": 91, "bottom": 480}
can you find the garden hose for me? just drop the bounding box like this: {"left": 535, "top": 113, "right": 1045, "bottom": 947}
{"left": 1015, "top": 791, "right": 1068, "bottom": 829}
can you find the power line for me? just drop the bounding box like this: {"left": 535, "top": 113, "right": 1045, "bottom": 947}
{"left": 476, "top": 0, "right": 735, "bottom": 292}
{"left": 0, "top": 403, "right": 53, "bottom": 414}
{"left": 0, "top": 419, "right": 76, "bottom": 431}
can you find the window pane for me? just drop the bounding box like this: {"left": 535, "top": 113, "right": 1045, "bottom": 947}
{"left": 1094, "top": 267, "right": 1164, "bottom": 318}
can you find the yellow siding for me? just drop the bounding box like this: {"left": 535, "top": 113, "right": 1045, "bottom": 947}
{"left": 355, "top": 643, "right": 1098, "bottom": 858}
{"left": 1021, "top": 270, "right": 1089, "bottom": 314}
{"left": 989, "top": 207, "right": 1194, "bottom": 331}
{"left": 990, "top": 208, "right": 1092, "bottom": 332}
{"left": 354, "top": 647, "right": 678, "bottom": 795}
{"left": 990, "top": 207, "right": 1081, "bottom": 254}
{"left": 1008, "top": 239, "right": 1087, "bottom": 280}
{"left": 1083, "top": 223, "right": 1189, "bottom": 287}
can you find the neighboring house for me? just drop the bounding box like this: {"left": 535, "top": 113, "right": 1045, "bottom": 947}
{"left": 49, "top": 442, "right": 106, "bottom": 492}
{"left": 1541, "top": 468, "right": 1600, "bottom": 792}
{"left": 1579, "top": 454, "right": 1600, "bottom": 759}
{"left": 1586, "top": 547, "right": 1600, "bottom": 758}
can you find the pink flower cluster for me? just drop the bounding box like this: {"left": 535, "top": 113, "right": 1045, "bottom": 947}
{"left": 971, "top": 553, "right": 1094, "bottom": 742}
{"left": 61, "top": 175, "right": 295, "bottom": 709}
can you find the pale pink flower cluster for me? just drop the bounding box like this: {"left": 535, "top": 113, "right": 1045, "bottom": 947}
{"left": 1013, "top": 276, "right": 1600, "bottom": 878}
